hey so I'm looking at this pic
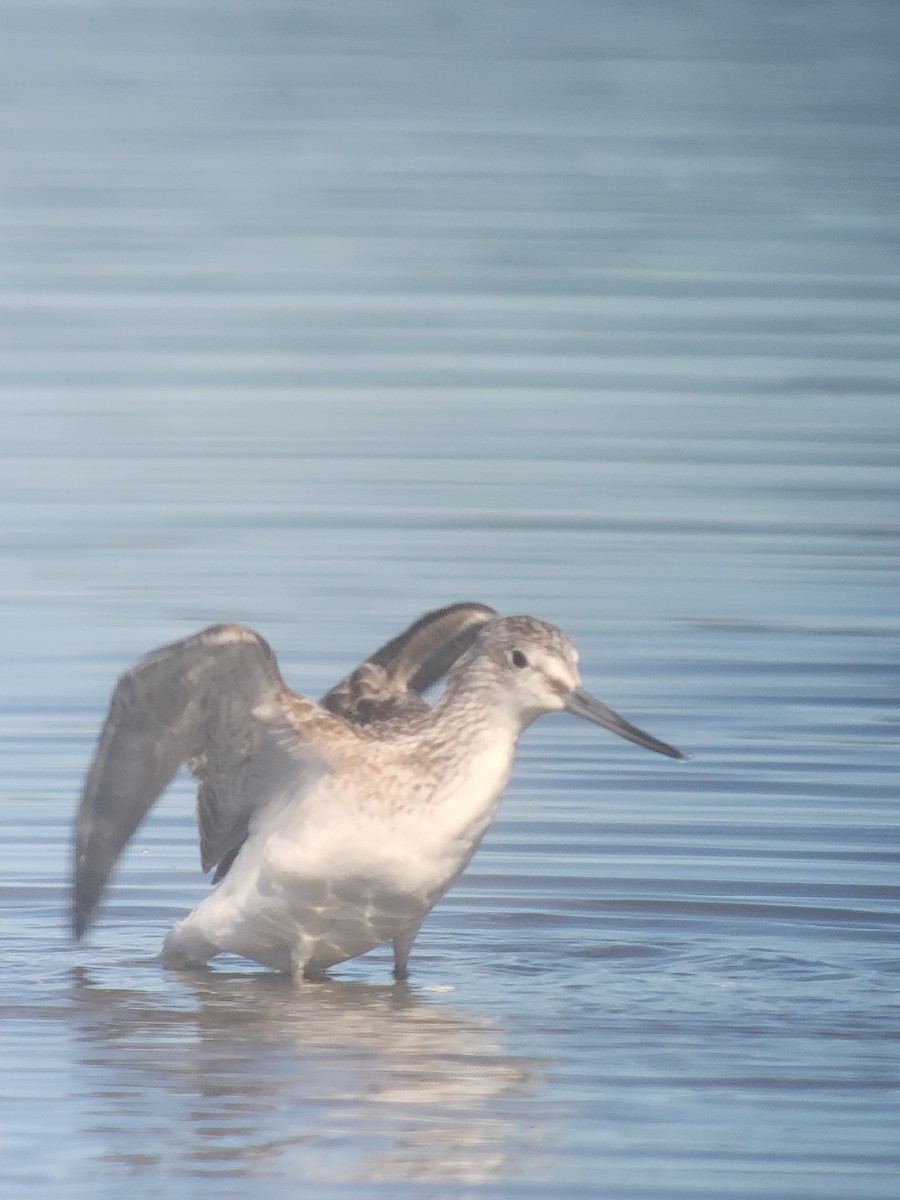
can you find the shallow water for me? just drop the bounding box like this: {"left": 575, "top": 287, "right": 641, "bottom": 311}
{"left": 2, "top": 2, "right": 900, "bottom": 1197}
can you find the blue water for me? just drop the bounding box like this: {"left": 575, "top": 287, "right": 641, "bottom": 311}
{"left": 1, "top": 2, "right": 899, "bottom": 1197}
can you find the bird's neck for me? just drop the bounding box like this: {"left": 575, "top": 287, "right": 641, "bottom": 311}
{"left": 433, "top": 650, "right": 553, "bottom": 733}
{"left": 423, "top": 662, "right": 522, "bottom": 766}
{"left": 413, "top": 670, "right": 519, "bottom": 835}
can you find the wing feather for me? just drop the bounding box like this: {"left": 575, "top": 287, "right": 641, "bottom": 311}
{"left": 74, "top": 603, "right": 497, "bottom": 938}
{"left": 321, "top": 601, "right": 496, "bottom": 722}
{"left": 72, "top": 624, "right": 324, "bottom": 938}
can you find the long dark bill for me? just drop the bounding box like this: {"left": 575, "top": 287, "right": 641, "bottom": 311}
{"left": 564, "top": 687, "right": 686, "bottom": 760}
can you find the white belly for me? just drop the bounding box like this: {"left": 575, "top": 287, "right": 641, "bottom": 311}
{"left": 162, "top": 740, "right": 513, "bottom": 974}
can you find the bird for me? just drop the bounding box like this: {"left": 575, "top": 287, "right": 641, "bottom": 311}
{"left": 72, "top": 602, "right": 685, "bottom": 980}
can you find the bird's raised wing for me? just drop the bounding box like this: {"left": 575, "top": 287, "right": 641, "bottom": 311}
{"left": 321, "top": 601, "right": 496, "bottom": 723}
{"left": 74, "top": 603, "right": 497, "bottom": 936}
{"left": 73, "top": 624, "right": 328, "bottom": 939}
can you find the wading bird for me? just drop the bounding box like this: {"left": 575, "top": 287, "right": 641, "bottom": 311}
{"left": 73, "top": 603, "right": 684, "bottom": 979}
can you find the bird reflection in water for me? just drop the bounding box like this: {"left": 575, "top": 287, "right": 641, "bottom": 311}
{"left": 70, "top": 964, "right": 548, "bottom": 1184}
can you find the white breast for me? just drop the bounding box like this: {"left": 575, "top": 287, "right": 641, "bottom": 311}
{"left": 164, "top": 730, "right": 516, "bottom": 973}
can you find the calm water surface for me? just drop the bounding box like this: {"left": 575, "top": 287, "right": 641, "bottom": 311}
{"left": 1, "top": 3, "right": 899, "bottom": 1198}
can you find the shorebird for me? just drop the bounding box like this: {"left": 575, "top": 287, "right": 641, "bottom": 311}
{"left": 73, "top": 603, "right": 684, "bottom": 979}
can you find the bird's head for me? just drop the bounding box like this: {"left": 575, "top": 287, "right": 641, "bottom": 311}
{"left": 475, "top": 615, "right": 685, "bottom": 759}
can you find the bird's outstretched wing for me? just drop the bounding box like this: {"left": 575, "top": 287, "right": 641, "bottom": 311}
{"left": 73, "top": 603, "right": 497, "bottom": 937}
{"left": 321, "top": 601, "right": 496, "bottom": 723}
{"left": 208, "top": 603, "right": 498, "bottom": 882}
{"left": 72, "top": 624, "right": 328, "bottom": 939}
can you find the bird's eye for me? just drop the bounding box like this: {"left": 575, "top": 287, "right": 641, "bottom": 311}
{"left": 510, "top": 649, "right": 528, "bottom": 669}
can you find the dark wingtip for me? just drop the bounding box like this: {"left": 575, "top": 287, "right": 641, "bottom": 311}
{"left": 71, "top": 899, "right": 89, "bottom": 942}
{"left": 71, "top": 850, "right": 102, "bottom": 942}
{"left": 323, "top": 602, "right": 499, "bottom": 717}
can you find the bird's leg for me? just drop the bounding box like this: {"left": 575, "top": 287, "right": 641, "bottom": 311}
{"left": 392, "top": 921, "right": 422, "bottom": 981}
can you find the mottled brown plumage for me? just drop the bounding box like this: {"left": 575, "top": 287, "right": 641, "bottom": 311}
{"left": 74, "top": 603, "right": 497, "bottom": 932}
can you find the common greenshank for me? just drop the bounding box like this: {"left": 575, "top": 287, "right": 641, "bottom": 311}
{"left": 73, "top": 603, "right": 684, "bottom": 979}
